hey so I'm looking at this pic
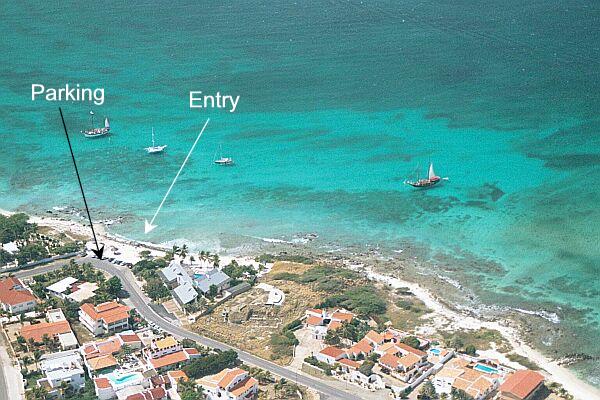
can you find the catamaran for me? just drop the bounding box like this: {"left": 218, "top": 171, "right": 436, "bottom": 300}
{"left": 405, "top": 162, "right": 447, "bottom": 188}
{"left": 82, "top": 110, "right": 110, "bottom": 138}
{"left": 214, "top": 144, "right": 234, "bottom": 165}
{"left": 145, "top": 127, "right": 167, "bottom": 154}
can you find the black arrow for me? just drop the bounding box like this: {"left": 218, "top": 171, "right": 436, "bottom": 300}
{"left": 59, "top": 107, "right": 104, "bottom": 259}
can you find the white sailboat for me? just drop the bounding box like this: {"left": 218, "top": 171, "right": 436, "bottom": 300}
{"left": 82, "top": 111, "right": 111, "bottom": 138}
{"left": 214, "top": 144, "right": 234, "bottom": 165}
{"left": 145, "top": 127, "right": 167, "bottom": 154}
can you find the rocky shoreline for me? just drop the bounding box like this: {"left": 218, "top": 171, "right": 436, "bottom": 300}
{"left": 2, "top": 206, "right": 599, "bottom": 399}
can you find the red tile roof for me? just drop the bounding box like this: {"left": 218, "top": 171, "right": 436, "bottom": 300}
{"left": 167, "top": 370, "right": 189, "bottom": 383}
{"left": 119, "top": 333, "right": 141, "bottom": 343}
{"left": 331, "top": 312, "right": 353, "bottom": 322}
{"left": 125, "top": 387, "right": 166, "bottom": 400}
{"left": 230, "top": 376, "right": 258, "bottom": 397}
{"left": 396, "top": 342, "right": 426, "bottom": 357}
{"left": 20, "top": 320, "right": 71, "bottom": 342}
{"left": 149, "top": 350, "right": 190, "bottom": 369}
{"left": 80, "top": 301, "right": 130, "bottom": 324}
{"left": 339, "top": 358, "right": 361, "bottom": 369}
{"left": 327, "top": 321, "right": 342, "bottom": 331}
{"left": 365, "top": 330, "right": 384, "bottom": 344}
{"left": 319, "top": 346, "right": 346, "bottom": 359}
{"left": 348, "top": 338, "right": 373, "bottom": 355}
{"left": 219, "top": 368, "right": 247, "bottom": 389}
{"left": 83, "top": 337, "right": 123, "bottom": 359}
{"left": 0, "top": 277, "right": 37, "bottom": 306}
{"left": 379, "top": 353, "right": 401, "bottom": 369}
{"left": 500, "top": 370, "right": 545, "bottom": 399}
{"left": 94, "top": 377, "right": 111, "bottom": 389}
{"left": 306, "top": 315, "right": 323, "bottom": 326}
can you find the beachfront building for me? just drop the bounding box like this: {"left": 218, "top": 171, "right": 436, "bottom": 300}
{"left": 172, "top": 282, "right": 198, "bottom": 309}
{"left": 196, "top": 368, "right": 258, "bottom": 400}
{"left": 194, "top": 268, "right": 231, "bottom": 296}
{"left": 432, "top": 357, "right": 500, "bottom": 399}
{"left": 160, "top": 260, "right": 193, "bottom": 289}
{"left": 20, "top": 309, "right": 78, "bottom": 349}
{"left": 79, "top": 300, "right": 131, "bottom": 336}
{"left": 37, "top": 350, "right": 86, "bottom": 395}
{"left": 160, "top": 260, "right": 200, "bottom": 308}
{"left": 0, "top": 276, "right": 37, "bottom": 314}
{"left": 46, "top": 276, "right": 98, "bottom": 302}
{"left": 498, "top": 370, "right": 545, "bottom": 400}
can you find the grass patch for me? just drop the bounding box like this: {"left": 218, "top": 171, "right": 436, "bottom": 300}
{"left": 440, "top": 328, "right": 508, "bottom": 352}
{"left": 507, "top": 353, "right": 541, "bottom": 370}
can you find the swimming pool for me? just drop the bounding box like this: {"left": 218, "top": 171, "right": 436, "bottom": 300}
{"left": 474, "top": 363, "right": 499, "bottom": 374}
{"left": 429, "top": 348, "right": 441, "bottom": 355}
{"left": 105, "top": 371, "right": 143, "bottom": 387}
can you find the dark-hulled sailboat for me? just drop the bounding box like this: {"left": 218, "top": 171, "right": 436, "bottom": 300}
{"left": 405, "top": 163, "right": 446, "bottom": 188}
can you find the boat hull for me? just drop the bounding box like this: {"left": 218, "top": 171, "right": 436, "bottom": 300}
{"left": 405, "top": 177, "right": 441, "bottom": 188}
{"left": 82, "top": 128, "right": 110, "bottom": 138}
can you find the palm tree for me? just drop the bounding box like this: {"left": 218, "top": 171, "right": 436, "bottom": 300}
{"left": 212, "top": 254, "right": 220, "bottom": 267}
{"left": 179, "top": 244, "right": 189, "bottom": 259}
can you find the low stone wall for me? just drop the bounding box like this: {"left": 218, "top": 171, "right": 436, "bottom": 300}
{"left": 1, "top": 251, "right": 81, "bottom": 273}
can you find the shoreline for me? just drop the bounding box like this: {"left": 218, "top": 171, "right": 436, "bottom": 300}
{"left": 1, "top": 208, "right": 599, "bottom": 399}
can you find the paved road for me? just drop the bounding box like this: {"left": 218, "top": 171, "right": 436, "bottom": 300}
{"left": 13, "top": 258, "right": 364, "bottom": 400}
{"left": 0, "top": 358, "right": 7, "bottom": 400}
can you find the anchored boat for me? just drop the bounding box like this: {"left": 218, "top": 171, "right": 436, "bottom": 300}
{"left": 214, "top": 144, "right": 234, "bottom": 165}
{"left": 405, "top": 163, "right": 447, "bottom": 188}
{"left": 82, "top": 110, "right": 110, "bottom": 138}
{"left": 145, "top": 127, "right": 167, "bottom": 154}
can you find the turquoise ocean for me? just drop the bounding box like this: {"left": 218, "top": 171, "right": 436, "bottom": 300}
{"left": 1, "top": 1, "right": 599, "bottom": 386}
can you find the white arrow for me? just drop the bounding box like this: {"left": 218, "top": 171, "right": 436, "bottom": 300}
{"left": 145, "top": 118, "right": 210, "bottom": 234}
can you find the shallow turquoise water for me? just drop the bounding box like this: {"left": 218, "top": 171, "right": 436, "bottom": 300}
{"left": 1, "top": 0, "right": 599, "bottom": 386}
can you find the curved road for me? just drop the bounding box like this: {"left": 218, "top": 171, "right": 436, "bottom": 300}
{"left": 13, "top": 257, "right": 363, "bottom": 400}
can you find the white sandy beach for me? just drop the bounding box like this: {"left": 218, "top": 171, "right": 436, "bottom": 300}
{"left": 2, "top": 208, "right": 599, "bottom": 400}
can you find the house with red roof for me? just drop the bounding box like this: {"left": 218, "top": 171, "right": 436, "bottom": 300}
{"left": 125, "top": 387, "right": 167, "bottom": 400}
{"left": 338, "top": 358, "right": 361, "bottom": 373}
{"left": 146, "top": 348, "right": 199, "bottom": 372}
{"left": 0, "top": 276, "right": 37, "bottom": 314}
{"left": 304, "top": 308, "right": 356, "bottom": 340}
{"left": 346, "top": 338, "right": 373, "bottom": 359}
{"left": 315, "top": 346, "right": 347, "bottom": 365}
{"left": 81, "top": 330, "right": 142, "bottom": 376}
{"left": 79, "top": 300, "right": 131, "bottom": 336}
{"left": 197, "top": 367, "right": 258, "bottom": 400}
{"left": 499, "top": 370, "right": 545, "bottom": 400}
{"left": 364, "top": 330, "right": 385, "bottom": 347}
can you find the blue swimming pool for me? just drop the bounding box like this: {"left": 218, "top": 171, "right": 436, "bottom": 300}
{"left": 106, "top": 372, "right": 142, "bottom": 386}
{"left": 474, "top": 363, "right": 498, "bottom": 374}
{"left": 429, "top": 348, "right": 441, "bottom": 355}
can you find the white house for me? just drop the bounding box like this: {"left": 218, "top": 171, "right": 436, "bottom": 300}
{"left": 315, "top": 346, "right": 347, "bottom": 365}
{"left": 79, "top": 301, "right": 131, "bottom": 336}
{"left": 0, "top": 277, "right": 37, "bottom": 314}
{"left": 197, "top": 368, "right": 258, "bottom": 400}
{"left": 37, "top": 350, "right": 86, "bottom": 395}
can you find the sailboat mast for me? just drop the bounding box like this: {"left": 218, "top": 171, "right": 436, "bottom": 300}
{"left": 152, "top": 127, "right": 155, "bottom": 147}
